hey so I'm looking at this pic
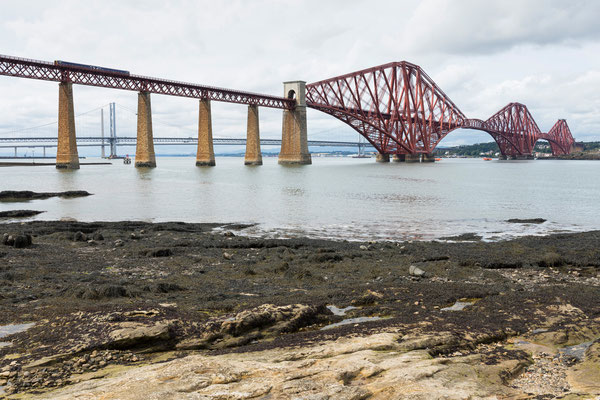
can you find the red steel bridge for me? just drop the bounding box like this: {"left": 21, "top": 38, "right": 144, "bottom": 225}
{"left": 0, "top": 55, "right": 574, "bottom": 161}
{"left": 306, "top": 62, "right": 574, "bottom": 158}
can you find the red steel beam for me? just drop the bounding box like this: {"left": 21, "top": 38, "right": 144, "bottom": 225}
{"left": 0, "top": 54, "right": 294, "bottom": 110}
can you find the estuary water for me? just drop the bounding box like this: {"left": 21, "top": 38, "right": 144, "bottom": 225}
{"left": 0, "top": 157, "right": 599, "bottom": 241}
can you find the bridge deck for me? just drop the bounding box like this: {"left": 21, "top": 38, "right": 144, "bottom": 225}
{"left": 0, "top": 54, "right": 294, "bottom": 110}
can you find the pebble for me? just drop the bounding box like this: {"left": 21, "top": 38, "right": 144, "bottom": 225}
{"left": 511, "top": 352, "right": 572, "bottom": 395}
{"left": 2, "top": 349, "right": 141, "bottom": 395}
{"left": 409, "top": 265, "right": 426, "bottom": 277}
{"left": 73, "top": 231, "right": 87, "bottom": 242}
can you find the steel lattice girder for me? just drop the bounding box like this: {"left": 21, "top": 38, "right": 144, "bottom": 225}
{"left": 305, "top": 61, "right": 466, "bottom": 154}
{"left": 482, "top": 103, "right": 542, "bottom": 156}
{"left": 541, "top": 119, "right": 574, "bottom": 155}
{"left": 0, "top": 54, "right": 294, "bottom": 110}
{"left": 307, "top": 63, "right": 575, "bottom": 158}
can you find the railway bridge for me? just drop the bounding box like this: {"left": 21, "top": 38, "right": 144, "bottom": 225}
{"left": 0, "top": 55, "right": 575, "bottom": 168}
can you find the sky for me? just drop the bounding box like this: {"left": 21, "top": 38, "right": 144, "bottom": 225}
{"left": 0, "top": 0, "right": 599, "bottom": 152}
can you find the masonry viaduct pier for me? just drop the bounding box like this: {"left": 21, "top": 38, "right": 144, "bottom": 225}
{"left": 0, "top": 55, "right": 575, "bottom": 169}
{"left": 0, "top": 55, "right": 311, "bottom": 169}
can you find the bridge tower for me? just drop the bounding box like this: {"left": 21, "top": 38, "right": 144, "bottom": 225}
{"left": 56, "top": 82, "right": 79, "bottom": 169}
{"left": 279, "top": 81, "right": 311, "bottom": 165}
{"left": 100, "top": 108, "right": 105, "bottom": 158}
{"left": 109, "top": 102, "right": 117, "bottom": 158}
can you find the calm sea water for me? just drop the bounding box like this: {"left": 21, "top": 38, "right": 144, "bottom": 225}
{"left": 0, "top": 157, "right": 599, "bottom": 241}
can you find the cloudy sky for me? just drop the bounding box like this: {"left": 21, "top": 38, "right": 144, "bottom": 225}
{"left": 0, "top": 0, "right": 598, "bottom": 150}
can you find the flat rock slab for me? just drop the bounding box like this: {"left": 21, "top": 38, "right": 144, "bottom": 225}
{"left": 31, "top": 332, "right": 526, "bottom": 400}
{"left": 107, "top": 322, "right": 172, "bottom": 349}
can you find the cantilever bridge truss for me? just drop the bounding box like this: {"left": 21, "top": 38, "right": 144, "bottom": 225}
{"left": 0, "top": 54, "right": 574, "bottom": 157}
{"left": 306, "top": 62, "right": 574, "bottom": 157}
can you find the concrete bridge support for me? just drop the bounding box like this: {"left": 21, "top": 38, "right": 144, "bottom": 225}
{"left": 196, "top": 99, "right": 215, "bottom": 166}
{"left": 245, "top": 105, "right": 262, "bottom": 166}
{"left": 279, "top": 81, "right": 311, "bottom": 165}
{"left": 422, "top": 153, "right": 436, "bottom": 162}
{"left": 376, "top": 153, "right": 390, "bottom": 163}
{"left": 392, "top": 154, "right": 405, "bottom": 162}
{"left": 56, "top": 82, "right": 79, "bottom": 169}
{"left": 405, "top": 154, "right": 421, "bottom": 163}
{"left": 134, "top": 91, "right": 156, "bottom": 168}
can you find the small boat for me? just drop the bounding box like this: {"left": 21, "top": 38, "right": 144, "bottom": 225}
{"left": 123, "top": 155, "right": 131, "bottom": 165}
{"left": 483, "top": 157, "right": 492, "bottom": 161}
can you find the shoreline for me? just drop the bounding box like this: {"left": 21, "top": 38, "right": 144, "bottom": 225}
{"left": 0, "top": 220, "right": 598, "bottom": 398}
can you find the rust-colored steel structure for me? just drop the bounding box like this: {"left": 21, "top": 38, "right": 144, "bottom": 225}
{"left": 306, "top": 62, "right": 466, "bottom": 155}
{"left": 0, "top": 54, "right": 575, "bottom": 157}
{"left": 306, "top": 62, "right": 575, "bottom": 157}
{"left": 0, "top": 54, "right": 294, "bottom": 110}
{"left": 543, "top": 119, "right": 574, "bottom": 156}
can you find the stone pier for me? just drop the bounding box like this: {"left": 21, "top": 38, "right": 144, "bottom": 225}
{"left": 405, "top": 154, "right": 421, "bottom": 163}
{"left": 134, "top": 92, "right": 156, "bottom": 168}
{"left": 392, "top": 154, "right": 405, "bottom": 162}
{"left": 279, "top": 81, "right": 311, "bottom": 165}
{"left": 56, "top": 82, "right": 79, "bottom": 169}
{"left": 245, "top": 105, "right": 262, "bottom": 166}
{"left": 196, "top": 99, "right": 215, "bottom": 166}
{"left": 422, "top": 153, "right": 436, "bottom": 162}
{"left": 376, "top": 153, "right": 390, "bottom": 163}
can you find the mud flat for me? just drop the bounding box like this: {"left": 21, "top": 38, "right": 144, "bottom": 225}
{"left": 0, "top": 220, "right": 598, "bottom": 398}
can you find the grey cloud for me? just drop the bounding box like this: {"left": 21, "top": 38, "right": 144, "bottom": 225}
{"left": 403, "top": 0, "right": 600, "bottom": 55}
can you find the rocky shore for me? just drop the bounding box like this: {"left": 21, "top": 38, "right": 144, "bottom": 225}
{"left": 0, "top": 220, "right": 598, "bottom": 398}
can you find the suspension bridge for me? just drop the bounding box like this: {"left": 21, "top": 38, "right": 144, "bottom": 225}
{"left": 0, "top": 102, "right": 371, "bottom": 158}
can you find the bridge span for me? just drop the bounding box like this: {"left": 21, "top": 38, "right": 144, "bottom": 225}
{"left": 0, "top": 54, "right": 575, "bottom": 168}
{"left": 0, "top": 137, "right": 370, "bottom": 158}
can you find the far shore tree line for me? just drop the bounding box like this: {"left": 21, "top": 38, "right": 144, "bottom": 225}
{"left": 435, "top": 141, "right": 600, "bottom": 157}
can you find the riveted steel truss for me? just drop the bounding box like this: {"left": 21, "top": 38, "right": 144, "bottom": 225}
{"left": 0, "top": 54, "right": 294, "bottom": 110}
{"left": 481, "top": 102, "right": 542, "bottom": 157}
{"left": 307, "top": 64, "right": 575, "bottom": 157}
{"left": 541, "top": 119, "right": 574, "bottom": 155}
{"left": 305, "top": 62, "right": 466, "bottom": 154}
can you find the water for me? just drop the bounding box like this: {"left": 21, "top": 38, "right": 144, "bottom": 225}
{"left": 321, "top": 316, "right": 383, "bottom": 330}
{"left": 1, "top": 157, "right": 599, "bottom": 241}
{"left": 326, "top": 305, "right": 358, "bottom": 316}
{"left": 559, "top": 341, "right": 594, "bottom": 361}
{"left": 0, "top": 323, "right": 35, "bottom": 347}
{"left": 441, "top": 301, "right": 474, "bottom": 311}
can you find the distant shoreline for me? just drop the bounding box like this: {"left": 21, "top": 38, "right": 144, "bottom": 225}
{"left": 0, "top": 162, "right": 112, "bottom": 167}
